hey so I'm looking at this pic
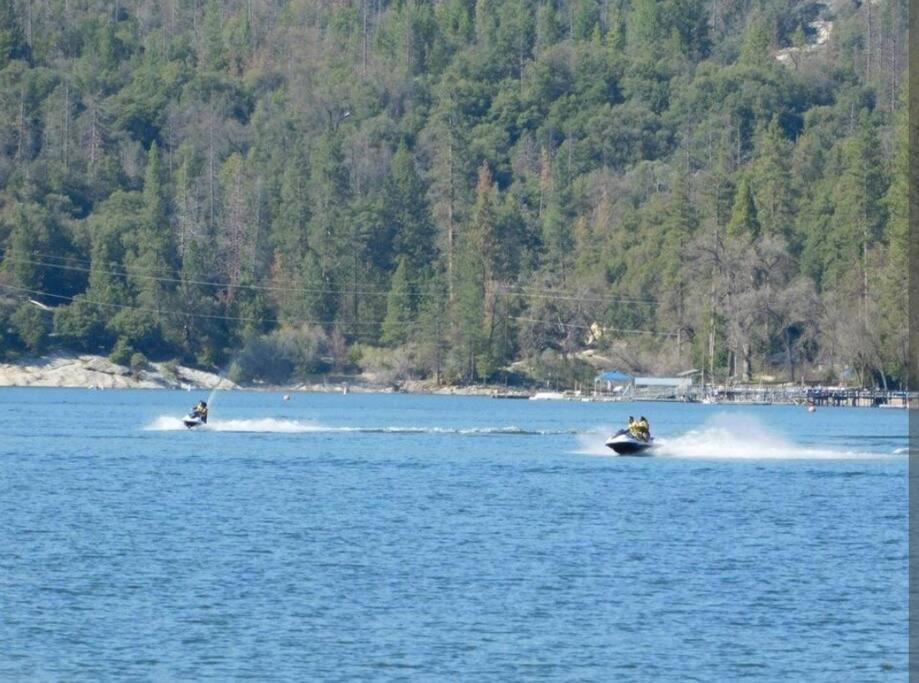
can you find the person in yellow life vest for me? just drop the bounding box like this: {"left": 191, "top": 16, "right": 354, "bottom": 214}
{"left": 192, "top": 400, "right": 208, "bottom": 424}
{"left": 636, "top": 416, "right": 650, "bottom": 442}
{"left": 627, "top": 416, "right": 641, "bottom": 437}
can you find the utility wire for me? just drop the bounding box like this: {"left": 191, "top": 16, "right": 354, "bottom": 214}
{"left": 0, "top": 283, "right": 383, "bottom": 328}
{"left": 4, "top": 249, "right": 660, "bottom": 307}
{"left": 508, "top": 315, "right": 676, "bottom": 338}
{"left": 0, "top": 283, "right": 672, "bottom": 338}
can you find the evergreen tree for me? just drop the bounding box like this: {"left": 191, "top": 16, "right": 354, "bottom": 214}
{"left": 383, "top": 143, "right": 435, "bottom": 277}
{"left": 751, "top": 117, "right": 794, "bottom": 238}
{"left": 200, "top": 0, "right": 227, "bottom": 72}
{"left": 739, "top": 15, "right": 772, "bottom": 67}
{"left": 572, "top": 0, "right": 601, "bottom": 42}
{"left": 416, "top": 273, "right": 449, "bottom": 383}
{"left": 832, "top": 113, "right": 888, "bottom": 320}
{"left": 877, "top": 96, "right": 909, "bottom": 385}
{"left": 540, "top": 149, "right": 574, "bottom": 278}
{"left": 626, "top": 0, "right": 660, "bottom": 61}
{"left": 307, "top": 132, "right": 351, "bottom": 298}
{"left": 273, "top": 142, "right": 310, "bottom": 266}
{"left": 726, "top": 178, "right": 761, "bottom": 239}
{"left": 381, "top": 258, "right": 413, "bottom": 346}
{"left": 0, "top": 0, "right": 27, "bottom": 69}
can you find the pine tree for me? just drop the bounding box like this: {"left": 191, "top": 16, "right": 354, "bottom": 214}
{"left": 0, "top": 0, "right": 27, "bottom": 69}
{"left": 416, "top": 273, "right": 449, "bottom": 384}
{"left": 307, "top": 132, "right": 351, "bottom": 300}
{"left": 876, "top": 99, "right": 907, "bottom": 384}
{"left": 273, "top": 142, "right": 310, "bottom": 266}
{"left": 383, "top": 143, "right": 436, "bottom": 277}
{"left": 200, "top": 0, "right": 226, "bottom": 72}
{"left": 572, "top": 0, "right": 601, "bottom": 42}
{"left": 751, "top": 117, "right": 794, "bottom": 238}
{"left": 739, "top": 15, "right": 772, "bottom": 67}
{"left": 626, "top": 0, "right": 660, "bottom": 61}
{"left": 833, "top": 113, "right": 888, "bottom": 322}
{"left": 540, "top": 149, "right": 574, "bottom": 278}
{"left": 726, "top": 178, "right": 760, "bottom": 239}
{"left": 381, "top": 258, "right": 413, "bottom": 346}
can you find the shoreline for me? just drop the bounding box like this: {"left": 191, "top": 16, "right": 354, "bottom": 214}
{"left": 0, "top": 353, "right": 508, "bottom": 396}
{"left": 0, "top": 353, "right": 911, "bottom": 408}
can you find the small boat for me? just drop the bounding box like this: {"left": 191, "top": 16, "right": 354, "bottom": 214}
{"left": 605, "top": 429, "right": 654, "bottom": 456}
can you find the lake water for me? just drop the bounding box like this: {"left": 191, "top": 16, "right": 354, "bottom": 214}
{"left": 0, "top": 388, "right": 907, "bottom": 680}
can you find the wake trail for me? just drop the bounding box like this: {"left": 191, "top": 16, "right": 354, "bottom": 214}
{"left": 144, "top": 416, "right": 574, "bottom": 435}
{"left": 577, "top": 414, "right": 902, "bottom": 459}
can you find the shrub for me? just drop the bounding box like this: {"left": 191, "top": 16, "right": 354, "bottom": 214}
{"left": 10, "top": 302, "right": 49, "bottom": 353}
{"left": 109, "top": 337, "right": 134, "bottom": 366}
{"left": 228, "top": 325, "right": 330, "bottom": 385}
{"left": 53, "top": 298, "right": 111, "bottom": 352}
{"left": 358, "top": 344, "right": 422, "bottom": 385}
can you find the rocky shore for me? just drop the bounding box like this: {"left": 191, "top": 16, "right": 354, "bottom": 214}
{"left": 0, "top": 353, "right": 234, "bottom": 390}
{"left": 0, "top": 353, "right": 506, "bottom": 394}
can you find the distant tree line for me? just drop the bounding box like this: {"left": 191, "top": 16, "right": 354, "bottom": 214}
{"left": 0, "top": 0, "right": 909, "bottom": 388}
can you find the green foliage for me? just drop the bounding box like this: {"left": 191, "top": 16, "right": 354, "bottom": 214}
{"left": 10, "top": 303, "right": 49, "bottom": 352}
{"left": 381, "top": 258, "right": 413, "bottom": 347}
{"left": 109, "top": 337, "right": 135, "bottom": 366}
{"left": 54, "top": 298, "right": 111, "bottom": 352}
{"left": 727, "top": 178, "right": 760, "bottom": 239}
{"left": 0, "top": 0, "right": 905, "bottom": 387}
{"left": 739, "top": 15, "right": 773, "bottom": 67}
{"left": 0, "top": 0, "right": 27, "bottom": 69}
{"left": 229, "top": 325, "right": 329, "bottom": 384}
{"left": 130, "top": 351, "right": 148, "bottom": 371}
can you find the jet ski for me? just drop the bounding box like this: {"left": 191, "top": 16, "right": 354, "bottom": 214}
{"left": 605, "top": 429, "right": 654, "bottom": 455}
{"left": 183, "top": 400, "right": 209, "bottom": 429}
{"left": 182, "top": 413, "right": 205, "bottom": 428}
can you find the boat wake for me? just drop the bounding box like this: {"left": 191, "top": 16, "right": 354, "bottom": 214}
{"left": 145, "top": 416, "right": 572, "bottom": 435}
{"left": 578, "top": 414, "right": 901, "bottom": 459}
{"left": 148, "top": 416, "right": 330, "bottom": 432}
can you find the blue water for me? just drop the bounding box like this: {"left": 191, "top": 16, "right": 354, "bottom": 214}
{"left": 0, "top": 389, "right": 907, "bottom": 680}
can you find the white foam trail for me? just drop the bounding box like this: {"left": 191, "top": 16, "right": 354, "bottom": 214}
{"left": 145, "top": 416, "right": 564, "bottom": 435}
{"left": 146, "top": 416, "right": 325, "bottom": 432}
{"left": 575, "top": 427, "right": 621, "bottom": 456}
{"left": 577, "top": 415, "right": 891, "bottom": 459}
{"left": 656, "top": 414, "right": 873, "bottom": 459}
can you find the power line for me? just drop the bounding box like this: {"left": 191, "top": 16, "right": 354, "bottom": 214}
{"left": 0, "top": 283, "right": 384, "bottom": 328}
{"left": 2, "top": 252, "right": 393, "bottom": 298}
{"left": 508, "top": 316, "right": 676, "bottom": 338}
{"left": 0, "top": 282, "right": 673, "bottom": 338}
{"left": 5, "top": 249, "right": 660, "bottom": 308}
{"left": 498, "top": 288, "right": 657, "bottom": 306}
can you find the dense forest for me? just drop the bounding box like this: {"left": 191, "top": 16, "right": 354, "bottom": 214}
{"left": 0, "top": 0, "right": 909, "bottom": 388}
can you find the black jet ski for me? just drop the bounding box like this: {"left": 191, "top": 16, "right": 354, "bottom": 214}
{"left": 183, "top": 413, "right": 205, "bottom": 428}
{"left": 605, "top": 429, "right": 654, "bottom": 455}
{"left": 183, "top": 402, "right": 208, "bottom": 429}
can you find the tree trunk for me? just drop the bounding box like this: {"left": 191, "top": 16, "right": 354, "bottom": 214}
{"left": 784, "top": 327, "right": 795, "bottom": 382}
{"left": 446, "top": 129, "right": 455, "bottom": 301}
{"left": 742, "top": 340, "right": 752, "bottom": 381}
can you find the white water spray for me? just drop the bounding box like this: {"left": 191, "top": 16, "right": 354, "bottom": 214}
{"left": 579, "top": 414, "right": 892, "bottom": 459}
{"left": 145, "top": 416, "right": 569, "bottom": 435}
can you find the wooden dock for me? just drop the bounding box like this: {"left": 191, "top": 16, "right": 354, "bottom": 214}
{"left": 690, "top": 386, "right": 913, "bottom": 408}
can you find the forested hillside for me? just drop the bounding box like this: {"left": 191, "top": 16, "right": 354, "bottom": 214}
{"left": 0, "top": 0, "right": 909, "bottom": 388}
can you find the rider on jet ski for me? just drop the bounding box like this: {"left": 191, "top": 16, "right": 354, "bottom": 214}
{"left": 637, "top": 416, "right": 650, "bottom": 441}
{"left": 191, "top": 400, "right": 208, "bottom": 423}
{"left": 628, "top": 416, "right": 650, "bottom": 442}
